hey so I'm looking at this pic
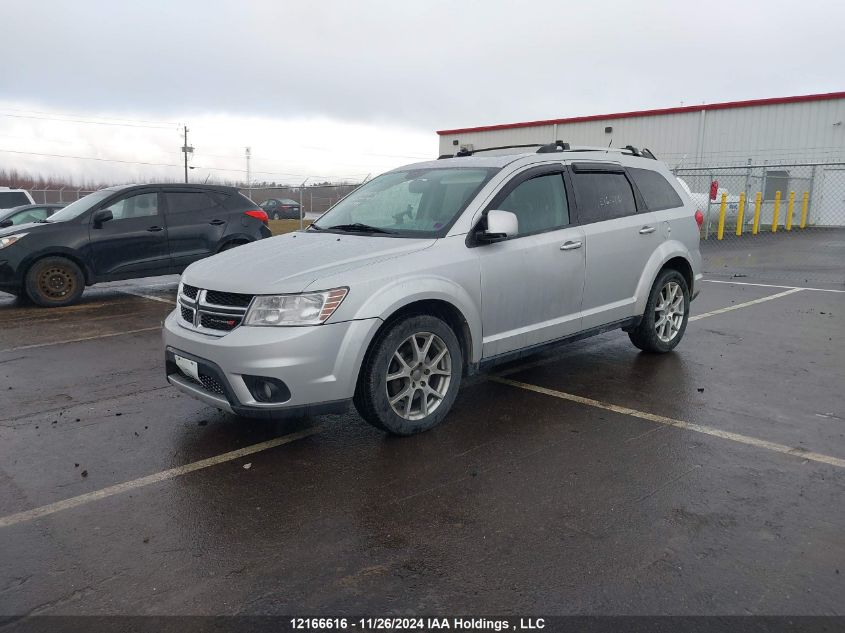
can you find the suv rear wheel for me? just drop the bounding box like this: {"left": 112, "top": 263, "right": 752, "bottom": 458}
{"left": 24, "top": 256, "right": 85, "bottom": 307}
{"left": 628, "top": 269, "right": 689, "bottom": 353}
{"left": 354, "top": 314, "right": 463, "bottom": 435}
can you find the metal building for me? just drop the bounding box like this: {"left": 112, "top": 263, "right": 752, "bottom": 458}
{"left": 436, "top": 91, "right": 845, "bottom": 228}
{"left": 436, "top": 91, "right": 845, "bottom": 167}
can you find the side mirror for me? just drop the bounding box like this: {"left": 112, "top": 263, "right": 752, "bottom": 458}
{"left": 477, "top": 210, "right": 518, "bottom": 243}
{"left": 0, "top": 219, "right": 12, "bottom": 229}
{"left": 92, "top": 209, "right": 113, "bottom": 228}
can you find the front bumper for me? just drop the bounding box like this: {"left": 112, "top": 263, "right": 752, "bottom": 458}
{"left": 162, "top": 310, "right": 382, "bottom": 419}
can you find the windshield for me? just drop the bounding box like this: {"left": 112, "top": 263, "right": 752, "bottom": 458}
{"left": 46, "top": 190, "right": 114, "bottom": 222}
{"left": 312, "top": 167, "right": 498, "bottom": 237}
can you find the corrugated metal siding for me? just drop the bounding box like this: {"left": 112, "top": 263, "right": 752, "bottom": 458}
{"left": 438, "top": 98, "right": 845, "bottom": 167}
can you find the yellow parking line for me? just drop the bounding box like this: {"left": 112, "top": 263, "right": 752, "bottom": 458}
{"left": 0, "top": 427, "right": 322, "bottom": 529}
{"left": 491, "top": 377, "right": 845, "bottom": 469}
{"left": 689, "top": 288, "right": 803, "bottom": 321}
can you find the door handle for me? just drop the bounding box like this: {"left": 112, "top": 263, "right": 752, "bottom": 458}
{"left": 209, "top": 219, "right": 226, "bottom": 226}
{"left": 639, "top": 226, "right": 656, "bottom": 234}
{"left": 560, "top": 240, "right": 583, "bottom": 251}
{"left": 147, "top": 226, "right": 165, "bottom": 232}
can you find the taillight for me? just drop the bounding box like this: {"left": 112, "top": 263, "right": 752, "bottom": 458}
{"left": 694, "top": 210, "right": 704, "bottom": 228}
{"left": 245, "top": 209, "right": 268, "bottom": 224}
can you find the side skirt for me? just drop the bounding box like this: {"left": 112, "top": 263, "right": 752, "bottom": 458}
{"left": 469, "top": 317, "right": 639, "bottom": 375}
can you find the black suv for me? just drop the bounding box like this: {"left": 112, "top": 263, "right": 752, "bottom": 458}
{"left": 0, "top": 184, "right": 271, "bottom": 307}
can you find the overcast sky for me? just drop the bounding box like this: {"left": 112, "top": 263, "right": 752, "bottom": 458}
{"left": 1, "top": 0, "right": 843, "bottom": 185}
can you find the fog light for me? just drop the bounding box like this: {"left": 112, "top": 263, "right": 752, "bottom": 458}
{"left": 243, "top": 376, "right": 291, "bottom": 403}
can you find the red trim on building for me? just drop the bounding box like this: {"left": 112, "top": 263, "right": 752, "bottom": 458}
{"left": 435, "top": 91, "right": 845, "bottom": 136}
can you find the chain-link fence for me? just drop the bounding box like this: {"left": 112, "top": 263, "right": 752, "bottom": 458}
{"left": 674, "top": 162, "right": 845, "bottom": 284}
{"left": 241, "top": 183, "right": 362, "bottom": 217}
{"left": 28, "top": 189, "right": 99, "bottom": 204}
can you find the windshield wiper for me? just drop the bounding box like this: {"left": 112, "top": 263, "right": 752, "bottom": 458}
{"left": 323, "top": 223, "right": 396, "bottom": 235}
{"left": 306, "top": 223, "right": 323, "bottom": 231}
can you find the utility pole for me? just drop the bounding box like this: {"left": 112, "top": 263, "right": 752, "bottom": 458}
{"left": 181, "top": 126, "right": 193, "bottom": 183}
{"left": 245, "top": 147, "right": 252, "bottom": 199}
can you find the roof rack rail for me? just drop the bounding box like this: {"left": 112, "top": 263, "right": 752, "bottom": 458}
{"left": 439, "top": 143, "right": 658, "bottom": 160}
{"left": 536, "top": 140, "right": 571, "bottom": 153}
{"left": 441, "top": 143, "right": 545, "bottom": 158}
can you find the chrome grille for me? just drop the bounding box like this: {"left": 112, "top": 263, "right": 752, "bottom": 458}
{"left": 178, "top": 284, "right": 253, "bottom": 335}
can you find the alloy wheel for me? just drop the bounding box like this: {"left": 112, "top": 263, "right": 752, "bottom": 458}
{"left": 385, "top": 332, "right": 452, "bottom": 420}
{"left": 654, "top": 280, "right": 685, "bottom": 342}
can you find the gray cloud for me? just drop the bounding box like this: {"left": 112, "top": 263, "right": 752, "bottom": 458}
{"left": 3, "top": 0, "right": 843, "bottom": 131}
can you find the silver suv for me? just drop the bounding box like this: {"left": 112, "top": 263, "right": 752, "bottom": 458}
{"left": 163, "top": 143, "right": 702, "bottom": 435}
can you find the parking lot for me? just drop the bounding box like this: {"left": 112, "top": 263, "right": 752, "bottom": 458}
{"left": 1, "top": 245, "right": 844, "bottom": 616}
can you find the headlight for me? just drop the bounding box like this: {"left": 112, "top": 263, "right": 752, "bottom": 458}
{"left": 0, "top": 233, "right": 28, "bottom": 249}
{"left": 244, "top": 287, "right": 348, "bottom": 326}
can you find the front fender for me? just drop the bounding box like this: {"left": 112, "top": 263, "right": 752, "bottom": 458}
{"left": 633, "top": 240, "right": 693, "bottom": 316}
{"left": 347, "top": 275, "right": 483, "bottom": 364}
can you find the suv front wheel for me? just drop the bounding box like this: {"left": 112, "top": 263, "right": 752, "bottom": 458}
{"left": 354, "top": 314, "right": 463, "bottom": 435}
{"left": 628, "top": 269, "right": 690, "bottom": 353}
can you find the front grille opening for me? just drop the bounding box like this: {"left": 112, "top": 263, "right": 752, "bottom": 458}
{"left": 182, "top": 284, "right": 199, "bottom": 300}
{"left": 205, "top": 290, "right": 253, "bottom": 308}
{"left": 199, "top": 373, "right": 226, "bottom": 395}
{"left": 200, "top": 313, "right": 241, "bottom": 331}
{"left": 180, "top": 305, "right": 195, "bottom": 323}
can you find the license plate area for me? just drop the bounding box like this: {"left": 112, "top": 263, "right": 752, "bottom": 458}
{"left": 174, "top": 354, "right": 200, "bottom": 382}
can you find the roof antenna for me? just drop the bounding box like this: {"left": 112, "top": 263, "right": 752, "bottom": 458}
{"left": 606, "top": 137, "right": 612, "bottom": 153}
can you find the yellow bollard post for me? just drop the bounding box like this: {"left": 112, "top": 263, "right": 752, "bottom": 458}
{"left": 800, "top": 191, "right": 809, "bottom": 228}
{"left": 752, "top": 192, "right": 762, "bottom": 235}
{"left": 785, "top": 191, "right": 795, "bottom": 231}
{"left": 716, "top": 192, "right": 727, "bottom": 240}
{"left": 771, "top": 191, "right": 781, "bottom": 232}
{"left": 735, "top": 192, "right": 746, "bottom": 236}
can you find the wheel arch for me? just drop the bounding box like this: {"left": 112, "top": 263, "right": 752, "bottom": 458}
{"left": 356, "top": 297, "right": 476, "bottom": 385}
{"left": 22, "top": 250, "right": 94, "bottom": 286}
{"left": 633, "top": 242, "right": 695, "bottom": 316}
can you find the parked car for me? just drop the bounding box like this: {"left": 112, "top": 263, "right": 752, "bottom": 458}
{"left": 0, "top": 203, "right": 65, "bottom": 228}
{"left": 260, "top": 198, "right": 302, "bottom": 220}
{"left": 164, "top": 144, "right": 702, "bottom": 435}
{"left": 0, "top": 187, "right": 36, "bottom": 209}
{"left": 0, "top": 184, "right": 271, "bottom": 307}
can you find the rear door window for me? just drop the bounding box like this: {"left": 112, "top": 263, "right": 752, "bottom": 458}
{"left": 0, "top": 192, "right": 31, "bottom": 208}
{"left": 571, "top": 172, "right": 637, "bottom": 223}
{"left": 165, "top": 192, "right": 220, "bottom": 215}
{"left": 628, "top": 167, "right": 684, "bottom": 211}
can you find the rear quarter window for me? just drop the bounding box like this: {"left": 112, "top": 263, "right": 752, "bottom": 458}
{"left": 628, "top": 167, "right": 684, "bottom": 211}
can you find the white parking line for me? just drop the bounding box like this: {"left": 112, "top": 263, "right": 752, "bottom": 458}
{"left": 117, "top": 289, "right": 176, "bottom": 305}
{"left": 0, "top": 427, "right": 322, "bottom": 529}
{"left": 0, "top": 327, "right": 161, "bottom": 353}
{"left": 491, "top": 377, "right": 845, "bottom": 469}
{"left": 702, "top": 279, "right": 845, "bottom": 293}
{"left": 689, "top": 288, "right": 803, "bottom": 321}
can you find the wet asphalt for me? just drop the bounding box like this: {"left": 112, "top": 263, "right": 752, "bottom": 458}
{"left": 1, "top": 264, "right": 844, "bottom": 616}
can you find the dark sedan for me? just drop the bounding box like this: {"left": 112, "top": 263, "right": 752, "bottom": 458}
{"left": 259, "top": 197, "right": 301, "bottom": 219}
{"left": 0, "top": 203, "right": 65, "bottom": 228}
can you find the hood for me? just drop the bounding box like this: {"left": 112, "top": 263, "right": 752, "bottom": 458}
{"left": 182, "top": 231, "right": 436, "bottom": 294}
{"left": 0, "top": 221, "right": 49, "bottom": 239}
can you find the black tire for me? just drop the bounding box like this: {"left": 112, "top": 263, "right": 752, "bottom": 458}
{"left": 24, "top": 256, "right": 85, "bottom": 308}
{"left": 354, "top": 314, "right": 463, "bottom": 435}
{"left": 272, "top": 212, "right": 280, "bottom": 220}
{"left": 628, "top": 268, "right": 690, "bottom": 353}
